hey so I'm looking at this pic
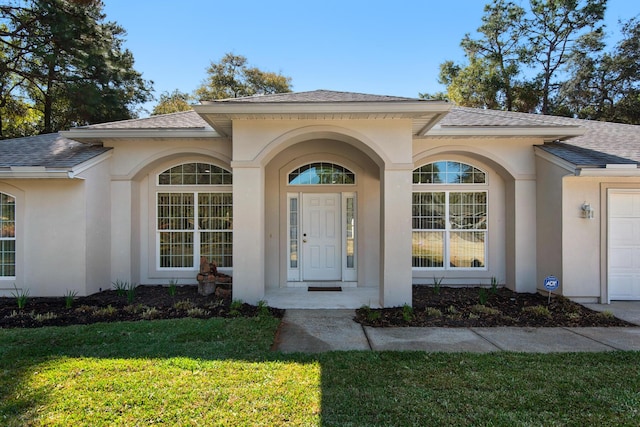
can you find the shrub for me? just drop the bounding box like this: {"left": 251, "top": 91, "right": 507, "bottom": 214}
{"left": 471, "top": 304, "right": 501, "bottom": 316}
{"left": 522, "top": 305, "right": 552, "bottom": 318}
{"left": 402, "top": 304, "right": 414, "bottom": 322}
{"left": 424, "top": 307, "right": 442, "bottom": 317}
{"left": 64, "top": 289, "right": 78, "bottom": 309}
{"left": 186, "top": 307, "right": 210, "bottom": 318}
{"left": 94, "top": 305, "right": 117, "bottom": 317}
{"left": 11, "top": 284, "right": 29, "bottom": 310}
{"left": 141, "top": 307, "right": 160, "bottom": 320}
{"left": 173, "top": 299, "right": 194, "bottom": 310}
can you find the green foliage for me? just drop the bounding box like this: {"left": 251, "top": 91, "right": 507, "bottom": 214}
{"left": 126, "top": 283, "right": 137, "bottom": 304}
{"left": 401, "top": 304, "right": 414, "bottom": 322}
{"left": 173, "top": 299, "right": 194, "bottom": 311}
{"left": 256, "top": 300, "right": 271, "bottom": 318}
{"left": 229, "top": 299, "right": 243, "bottom": 317}
{"left": 194, "top": 53, "right": 292, "bottom": 101}
{"left": 478, "top": 287, "right": 489, "bottom": 305}
{"left": 10, "top": 284, "right": 29, "bottom": 309}
{"left": 490, "top": 277, "right": 499, "bottom": 294}
{"left": 432, "top": 276, "right": 443, "bottom": 295}
{"left": 151, "top": 90, "right": 192, "bottom": 115}
{"left": 94, "top": 305, "right": 117, "bottom": 317}
{"left": 186, "top": 307, "right": 211, "bottom": 318}
{"left": 64, "top": 289, "right": 78, "bottom": 309}
{"left": 471, "top": 304, "right": 501, "bottom": 316}
{"left": 360, "top": 305, "right": 381, "bottom": 322}
{"left": 522, "top": 305, "right": 552, "bottom": 318}
{"left": 424, "top": 307, "right": 442, "bottom": 317}
{"left": 167, "top": 279, "right": 178, "bottom": 297}
{"left": 112, "top": 279, "right": 128, "bottom": 296}
{"left": 0, "top": 0, "right": 152, "bottom": 137}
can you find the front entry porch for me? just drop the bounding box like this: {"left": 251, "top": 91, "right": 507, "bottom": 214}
{"left": 264, "top": 286, "right": 380, "bottom": 309}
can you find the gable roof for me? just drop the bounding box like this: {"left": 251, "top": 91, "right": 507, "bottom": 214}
{"left": 0, "top": 133, "right": 111, "bottom": 178}
{"left": 209, "top": 89, "right": 421, "bottom": 103}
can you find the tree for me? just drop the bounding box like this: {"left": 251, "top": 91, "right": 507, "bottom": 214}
{"left": 436, "top": 57, "right": 502, "bottom": 109}
{"left": 560, "top": 17, "right": 640, "bottom": 123}
{"left": 195, "top": 53, "right": 292, "bottom": 101}
{"left": 459, "top": 0, "right": 527, "bottom": 111}
{"left": 0, "top": 0, "right": 153, "bottom": 137}
{"left": 525, "top": 0, "right": 607, "bottom": 114}
{"left": 151, "top": 89, "right": 193, "bottom": 115}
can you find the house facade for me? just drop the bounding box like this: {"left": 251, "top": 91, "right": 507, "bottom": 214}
{"left": 2, "top": 90, "right": 640, "bottom": 307}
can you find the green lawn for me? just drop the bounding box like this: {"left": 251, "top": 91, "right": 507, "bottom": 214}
{"left": 1, "top": 318, "right": 639, "bottom": 426}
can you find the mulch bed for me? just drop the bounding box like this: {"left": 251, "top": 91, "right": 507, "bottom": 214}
{"left": 355, "top": 286, "right": 635, "bottom": 328}
{"left": 0, "top": 285, "right": 284, "bottom": 329}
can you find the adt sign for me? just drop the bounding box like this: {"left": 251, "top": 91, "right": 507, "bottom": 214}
{"left": 544, "top": 275, "right": 559, "bottom": 291}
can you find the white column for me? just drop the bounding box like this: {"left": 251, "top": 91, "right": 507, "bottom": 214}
{"left": 513, "top": 179, "right": 537, "bottom": 292}
{"left": 380, "top": 166, "right": 413, "bottom": 307}
{"left": 231, "top": 163, "right": 265, "bottom": 304}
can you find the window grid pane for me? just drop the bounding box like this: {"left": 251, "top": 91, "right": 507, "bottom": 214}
{"left": 412, "top": 190, "right": 486, "bottom": 270}
{"left": 413, "top": 161, "right": 486, "bottom": 184}
{"left": 159, "top": 231, "right": 194, "bottom": 268}
{"left": 0, "top": 193, "right": 16, "bottom": 277}
{"left": 200, "top": 231, "right": 233, "bottom": 268}
{"left": 346, "top": 197, "right": 355, "bottom": 269}
{"left": 289, "top": 162, "right": 355, "bottom": 185}
{"left": 289, "top": 197, "right": 298, "bottom": 269}
{"left": 158, "top": 163, "right": 232, "bottom": 186}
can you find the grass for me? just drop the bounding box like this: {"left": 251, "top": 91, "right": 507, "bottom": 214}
{"left": 1, "top": 319, "right": 640, "bottom": 425}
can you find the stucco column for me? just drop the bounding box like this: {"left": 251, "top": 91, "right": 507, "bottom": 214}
{"left": 110, "top": 180, "right": 133, "bottom": 283}
{"left": 231, "top": 163, "right": 265, "bottom": 304}
{"left": 380, "top": 166, "right": 413, "bottom": 307}
{"left": 510, "top": 179, "right": 537, "bottom": 292}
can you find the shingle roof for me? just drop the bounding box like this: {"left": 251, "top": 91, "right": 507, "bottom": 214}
{"left": 0, "top": 133, "right": 110, "bottom": 169}
{"left": 81, "top": 110, "right": 209, "bottom": 130}
{"left": 210, "top": 89, "right": 422, "bottom": 103}
{"left": 537, "top": 143, "right": 638, "bottom": 167}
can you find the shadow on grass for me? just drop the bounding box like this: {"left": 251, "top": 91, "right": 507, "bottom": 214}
{"left": 2, "top": 318, "right": 640, "bottom": 425}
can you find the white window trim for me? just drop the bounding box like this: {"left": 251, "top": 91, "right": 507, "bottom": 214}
{"left": 0, "top": 191, "right": 16, "bottom": 280}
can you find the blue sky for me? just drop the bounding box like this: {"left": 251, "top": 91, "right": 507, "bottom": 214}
{"left": 102, "top": 0, "right": 639, "bottom": 114}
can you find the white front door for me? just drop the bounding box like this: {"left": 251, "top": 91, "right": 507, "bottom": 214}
{"left": 302, "top": 193, "right": 341, "bottom": 281}
{"left": 609, "top": 190, "right": 640, "bottom": 300}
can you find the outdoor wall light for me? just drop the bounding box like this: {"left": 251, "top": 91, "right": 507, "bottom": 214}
{"left": 581, "top": 202, "right": 595, "bottom": 219}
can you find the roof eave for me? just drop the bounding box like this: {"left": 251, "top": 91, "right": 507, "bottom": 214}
{"left": 61, "top": 128, "right": 222, "bottom": 142}
{"left": 0, "top": 150, "right": 112, "bottom": 179}
{"left": 426, "top": 126, "right": 585, "bottom": 141}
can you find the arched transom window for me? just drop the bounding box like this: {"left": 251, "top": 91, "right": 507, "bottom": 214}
{"left": 156, "top": 163, "right": 232, "bottom": 269}
{"left": 0, "top": 192, "right": 16, "bottom": 277}
{"left": 289, "top": 162, "right": 355, "bottom": 185}
{"left": 158, "top": 162, "right": 232, "bottom": 186}
{"left": 412, "top": 161, "right": 487, "bottom": 270}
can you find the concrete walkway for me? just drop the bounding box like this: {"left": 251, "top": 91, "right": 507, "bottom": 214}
{"left": 273, "top": 308, "right": 640, "bottom": 354}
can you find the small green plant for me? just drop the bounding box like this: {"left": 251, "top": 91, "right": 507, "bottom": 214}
{"left": 478, "top": 287, "right": 489, "bottom": 305}
{"left": 112, "top": 279, "right": 128, "bottom": 296}
{"left": 468, "top": 312, "right": 480, "bottom": 320}
{"left": 424, "top": 307, "right": 442, "bottom": 317}
{"left": 126, "top": 282, "right": 138, "bottom": 304}
{"left": 522, "top": 305, "right": 552, "bottom": 318}
{"left": 256, "top": 300, "right": 271, "bottom": 317}
{"left": 94, "top": 305, "right": 117, "bottom": 317}
{"left": 598, "top": 310, "right": 614, "bottom": 319}
{"left": 124, "top": 304, "right": 146, "bottom": 314}
{"left": 33, "top": 312, "right": 57, "bottom": 322}
{"left": 141, "top": 307, "right": 160, "bottom": 320}
{"left": 168, "top": 279, "right": 178, "bottom": 297}
{"left": 446, "top": 305, "right": 459, "bottom": 314}
{"left": 173, "top": 299, "right": 194, "bottom": 310}
{"left": 11, "top": 284, "right": 29, "bottom": 310}
{"left": 186, "top": 307, "right": 210, "bottom": 317}
{"left": 64, "top": 289, "right": 78, "bottom": 309}
{"left": 471, "top": 304, "right": 501, "bottom": 316}
{"left": 490, "top": 277, "right": 499, "bottom": 294}
{"left": 74, "top": 304, "right": 97, "bottom": 314}
{"left": 433, "top": 276, "right": 443, "bottom": 295}
{"left": 229, "top": 299, "right": 243, "bottom": 317}
{"left": 402, "top": 304, "right": 414, "bottom": 322}
{"left": 360, "top": 305, "right": 381, "bottom": 322}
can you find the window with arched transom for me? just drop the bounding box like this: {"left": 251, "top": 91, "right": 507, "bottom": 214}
{"left": 156, "top": 162, "right": 232, "bottom": 269}
{"left": 412, "top": 161, "right": 487, "bottom": 270}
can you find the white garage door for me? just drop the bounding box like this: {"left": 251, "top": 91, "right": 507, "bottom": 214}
{"left": 609, "top": 190, "right": 640, "bottom": 300}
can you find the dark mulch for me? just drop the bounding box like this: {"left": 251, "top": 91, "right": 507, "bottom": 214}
{"left": 355, "top": 286, "right": 635, "bottom": 327}
{"left": 0, "top": 285, "right": 284, "bottom": 329}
